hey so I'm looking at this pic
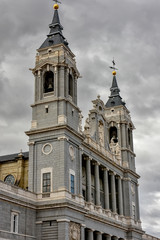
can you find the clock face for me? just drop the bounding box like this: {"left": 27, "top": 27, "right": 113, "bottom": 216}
{"left": 4, "top": 175, "right": 15, "bottom": 185}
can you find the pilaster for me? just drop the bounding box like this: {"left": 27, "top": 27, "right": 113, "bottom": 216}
{"left": 57, "top": 219, "right": 70, "bottom": 240}
{"left": 28, "top": 141, "right": 35, "bottom": 192}
{"left": 123, "top": 177, "right": 132, "bottom": 217}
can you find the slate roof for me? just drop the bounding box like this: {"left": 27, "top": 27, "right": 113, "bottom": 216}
{"left": 39, "top": 9, "right": 69, "bottom": 49}
{"left": 105, "top": 75, "right": 126, "bottom": 108}
{"left": 0, "top": 151, "right": 29, "bottom": 163}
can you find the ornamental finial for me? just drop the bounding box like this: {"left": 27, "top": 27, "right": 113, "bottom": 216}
{"left": 109, "top": 58, "right": 118, "bottom": 75}
{"left": 53, "top": 0, "right": 61, "bottom": 10}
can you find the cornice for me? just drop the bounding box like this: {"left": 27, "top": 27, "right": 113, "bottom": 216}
{"left": 25, "top": 124, "right": 84, "bottom": 142}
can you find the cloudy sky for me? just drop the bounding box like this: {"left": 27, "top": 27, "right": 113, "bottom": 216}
{"left": 0, "top": 0, "right": 160, "bottom": 237}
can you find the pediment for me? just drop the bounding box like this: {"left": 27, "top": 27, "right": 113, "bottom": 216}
{"left": 33, "top": 61, "right": 57, "bottom": 73}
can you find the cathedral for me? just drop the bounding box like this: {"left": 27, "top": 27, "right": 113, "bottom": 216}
{"left": 0, "top": 3, "right": 159, "bottom": 240}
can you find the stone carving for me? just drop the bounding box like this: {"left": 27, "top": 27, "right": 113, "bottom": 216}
{"left": 69, "top": 145, "right": 75, "bottom": 161}
{"left": 98, "top": 121, "right": 104, "bottom": 147}
{"left": 78, "top": 113, "right": 83, "bottom": 133}
{"left": 131, "top": 183, "right": 135, "bottom": 196}
{"left": 84, "top": 118, "right": 90, "bottom": 135}
{"left": 109, "top": 137, "right": 121, "bottom": 156}
{"left": 69, "top": 222, "right": 80, "bottom": 240}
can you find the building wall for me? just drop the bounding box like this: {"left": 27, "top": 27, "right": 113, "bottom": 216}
{"left": 0, "top": 181, "right": 36, "bottom": 240}
{"left": 0, "top": 157, "right": 28, "bottom": 190}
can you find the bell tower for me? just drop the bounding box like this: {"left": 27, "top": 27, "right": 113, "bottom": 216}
{"left": 26, "top": 3, "right": 82, "bottom": 194}
{"left": 30, "top": 3, "right": 80, "bottom": 132}
{"left": 105, "top": 68, "right": 140, "bottom": 220}
{"left": 105, "top": 69, "right": 135, "bottom": 171}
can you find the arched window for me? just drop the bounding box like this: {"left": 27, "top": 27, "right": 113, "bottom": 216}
{"left": 109, "top": 126, "right": 118, "bottom": 143}
{"left": 68, "top": 73, "right": 73, "bottom": 97}
{"left": 44, "top": 71, "right": 54, "bottom": 93}
{"left": 4, "top": 174, "right": 15, "bottom": 185}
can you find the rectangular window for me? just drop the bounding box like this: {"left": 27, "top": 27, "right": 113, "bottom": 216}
{"left": 70, "top": 174, "right": 75, "bottom": 194}
{"left": 11, "top": 212, "right": 18, "bottom": 233}
{"left": 43, "top": 172, "right": 51, "bottom": 193}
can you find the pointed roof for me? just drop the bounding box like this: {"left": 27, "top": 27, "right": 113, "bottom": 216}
{"left": 39, "top": 8, "right": 69, "bottom": 49}
{"left": 105, "top": 73, "right": 126, "bottom": 108}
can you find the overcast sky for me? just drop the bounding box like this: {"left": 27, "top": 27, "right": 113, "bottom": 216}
{"left": 0, "top": 0, "right": 160, "bottom": 237}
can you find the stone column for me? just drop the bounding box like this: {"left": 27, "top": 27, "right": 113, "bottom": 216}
{"left": 86, "top": 157, "right": 92, "bottom": 202}
{"left": 88, "top": 229, "right": 93, "bottom": 240}
{"left": 126, "top": 125, "right": 129, "bottom": 148}
{"left": 81, "top": 224, "right": 85, "bottom": 240}
{"left": 121, "top": 123, "right": 128, "bottom": 165}
{"left": 74, "top": 78, "right": 77, "bottom": 104}
{"left": 103, "top": 168, "right": 109, "bottom": 210}
{"left": 110, "top": 172, "right": 117, "bottom": 213}
{"left": 96, "top": 232, "right": 102, "bottom": 240}
{"left": 117, "top": 176, "right": 123, "bottom": 215}
{"left": 55, "top": 66, "right": 58, "bottom": 97}
{"left": 59, "top": 66, "right": 65, "bottom": 97}
{"left": 112, "top": 237, "right": 118, "bottom": 240}
{"left": 122, "top": 123, "right": 126, "bottom": 148}
{"left": 37, "top": 70, "right": 41, "bottom": 101}
{"left": 135, "top": 183, "right": 140, "bottom": 221}
{"left": 95, "top": 162, "right": 100, "bottom": 206}
{"left": 117, "top": 123, "right": 121, "bottom": 146}
{"left": 106, "top": 234, "right": 111, "bottom": 240}
{"left": 65, "top": 68, "right": 69, "bottom": 98}
{"left": 130, "top": 130, "right": 134, "bottom": 152}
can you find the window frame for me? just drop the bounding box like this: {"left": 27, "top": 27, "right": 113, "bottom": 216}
{"left": 41, "top": 168, "right": 53, "bottom": 194}
{"left": 4, "top": 174, "right": 15, "bottom": 185}
{"left": 42, "top": 172, "right": 51, "bottom": 193}
{"left": 69, "top": 169, "right": 75, "bottom": 194}
{"left": 11, "top": 211, "right": 19, "bottom": 233}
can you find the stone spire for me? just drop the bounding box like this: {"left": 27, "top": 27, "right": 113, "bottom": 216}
{"left": 105, "top": 71, "right": 125, "bottom": 108}
{"left": 39, "top": 3, "right": 69, "bottom": 49}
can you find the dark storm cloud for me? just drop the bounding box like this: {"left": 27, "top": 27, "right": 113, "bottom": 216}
{"left": 0, "top": 0, "right": 160, "bottom": 236}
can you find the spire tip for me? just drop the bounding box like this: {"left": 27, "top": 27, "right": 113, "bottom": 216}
{"left": 53, "top": 3, "right": 59, "bottom": 9}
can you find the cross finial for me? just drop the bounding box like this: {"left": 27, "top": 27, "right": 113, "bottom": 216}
{"left": 109, "top": 58, "right": 118, "bottom": 71}
{"left": 112, "top": 58, "right": 115, "bottom": 67}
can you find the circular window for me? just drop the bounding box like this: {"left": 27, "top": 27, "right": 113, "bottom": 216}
{"left": 4, "top": 175, "right": 15, "bottom": 185}
{"left": 42, "top": 143, "right": 53, "bottom": 155}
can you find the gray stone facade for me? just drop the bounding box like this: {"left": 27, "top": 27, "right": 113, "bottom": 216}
{"left": 0, "top": 5, "right": 159, "bottom": 240}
